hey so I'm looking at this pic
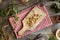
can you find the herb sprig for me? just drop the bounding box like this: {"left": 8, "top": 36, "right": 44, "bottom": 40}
{"left": 48, "top": 36, "right": 56, "bottom": 40}
{"left": 7, "top": 4, "right": 19, "bottom": 21}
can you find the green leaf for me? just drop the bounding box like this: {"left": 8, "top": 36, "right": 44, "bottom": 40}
{"left": 15, "top": 16, "right": 19, "bottom": 21}
{"left": 13, "top": 6, "right": 19, "bottom": 13}
{"left": 0, "top": 9, "right": 6, "bottom": 17}
{"left": 58, "top": 0, "right": 60, "bottom": 2}
{"left": 48, "top": 36, "right": 55, "bottom": 40}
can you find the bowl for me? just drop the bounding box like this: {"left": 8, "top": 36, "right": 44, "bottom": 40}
{"left": 56, "top": 28, "right": 60, "bottom": 40}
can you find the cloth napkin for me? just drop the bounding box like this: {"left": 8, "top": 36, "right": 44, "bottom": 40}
{"left": 9, "top": 5, "right": 52, "bottom": 38}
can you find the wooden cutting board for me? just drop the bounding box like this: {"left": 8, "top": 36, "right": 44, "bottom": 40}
{"left": 18, "top": 6, "right": 46, "bottom": 35}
